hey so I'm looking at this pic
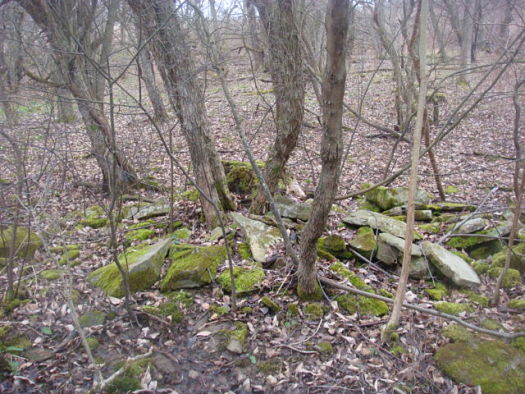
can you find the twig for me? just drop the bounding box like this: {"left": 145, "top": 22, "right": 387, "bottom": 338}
{"left": 319, "top": 276, "right": 525, "bottom": 340}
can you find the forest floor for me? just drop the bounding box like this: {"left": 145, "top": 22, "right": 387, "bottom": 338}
{"left": 1, "top": 55, "right": 524, "bottom": 393}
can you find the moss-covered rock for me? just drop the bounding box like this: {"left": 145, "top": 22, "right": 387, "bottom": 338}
{"left": 418, "top": 222, "right": 441, "bottom": 234}
{"left": 261, "top": 296, "right": 281, "bottom": 313}
{"left": 0, "top": 226, "right": 42, "bottom": 259}
{"left": 161, "top": 244, "right": 226, "bottom": 291}
{"left": 222, "top": 160, "right": 263, "bottom": 194}
{"left": 442, "top": 324, "right": 474, "bottom": 343}
{"left": 217, "top": 263, "right": 265, "bottom": 294}
{"left": 287, "top": 303, "right": 300, "bottom": 316}
{"left": 512, "top": 337, "right": 525, "bottom": 352}
{"left": 59, "top": 247, "right": 80, "bottom": 265}
{"left": 468, "top": 240, "right": 503, "bottom": 260}
{"left": 303, "top": 303, "right": 325, "bottom": 320}
{"left": 435, "top": 301, "right": 473, "bottom": 315}
{"left": 435, "top": 339, "right": 525, "bottom": 393}
{"left": 488, "top": 267, "right": 521, "bottom": 288}
{"left": 335, "top": 294, "right": 389, "bottom": 316}
{"left": 425, "top": 282, "right": 448, "bottom": 300}
{"left": 364, "top": 186, "right": 431, "bottom": 211}
{"left": 86, "top": 337, "right": 100, "bottom": 350}
{"left": 348, "top": 227, "right": 376, "bottom": 257}
{"left": 238, "top": 243, "right": 252, "bottom": 260}
{"left": 472, "top": 260, "right": 490, "bottom": 274}
{"left": 330, "top": 261, "right": 373, "bottom": 291}
{"left": 218, "top": 321, "right": 249, "bottom": 354}
{"left": 491, "top": 243, "right": 525, "bottom": 273}
{"left": 40, "top": 269, "right": 65, "bottom": 281}
{"left": 78, "top": 205, "right": 108, "bottom": 228}
{"left": 317, "top": 341, "right": 333, "bottom": 354}
{"left": 462, "top": 290, "right": 489, "bottom": 307}
{"left": 508, "top": 298, "right": 525, "bottom": 310}
{"left": 173, "top": 227, "right": 191, "bottom": 241}
{"left": 124, "top": 229, "right": 155, "bottom": 245}
{"left": 88, "top": 238, "right": 171, "bottom": 297}
{"left": 318, "top": 235, "right": 353, "bottom": 260}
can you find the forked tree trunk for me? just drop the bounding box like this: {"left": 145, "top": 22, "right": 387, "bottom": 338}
{"left": 17, "top": 0, "right": 138, "bottom": 193}
{"left": 250, "top": 0, "right": 305, "bottom": 215}
{"left": 127, "top": 0, "right": 235, "bottom": 228}
{"left": 297, "top": 0, "right": 349, "bottom": 299}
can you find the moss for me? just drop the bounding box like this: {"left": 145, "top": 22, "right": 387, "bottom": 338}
{"left": 222, "top": 160, "right": 262, "bottom": 194}
{"left": 59, "top": 248, "right": 80, "bottom": 265}
{"left": 480, "top": 319, "right": 504, "bottom": 331}
{"left": 357, "top": 198, "right": 381, "bottom": 212}
{"left": 257, "top": 359, "right": 283, "bottom": 374}
{"left": 297, "top": 281, "right": 323, "bottom": 301}
{"left": 159, "top": 301, "right": 184, "bottom": 323}
{"left": 472, "top": 260, "right": 490, "bottom": 274}
{"left": 444, "top": 185, "right": 459, "bottom": 194}
{"left": 435, "top": 339, "right": 525, "bottom": 393}
{"left": 161, "top": 245, "right": 226, "bottom": 291}
{"left": 287, "top": 303, "right": 300, "bottom": 316}
{"left": 50, "top": 244, "right": 79, "bottom": 254}
{"left": 210, "top": 304, "right": 230, "bottom": 317}
{"left": 450, "top": 250, "right": 473, "bottom": 263}
{"left": 349, "top": 226, "right": 376, "bottom": 257}
{"left": 261, "top": 296, "right": 281, "bottom": 313}
{"left": 240, "top": 306, "right": 253, "bottom": 314}
{"left": 141, "top": 306, "right": 161, "bottom": 316}
{"left": 508, "top": 298, "right": 525, "bottom": 310}
{"left": 468, "top": 240, "right": 503, "bottom": 260}
{"left": 316, "top": 242, "right": 338, "bottom": 261}
{"left": 173, "top": 227, "right": 191, "bottom": 240}
{"left": 418, "top": 223, "right": 441, "bottom": 233}
{"left": 79, "top": 310, "right": 107, "bottom": 327}
{"left": 318, "top": 341, "right": 334, "bottom": 354}
{"left": 335, "top": 294, "right": 389, "bottom": 316}
{"left": 442, "top": 324, "right": 474, "bottom": 343}
{"left": 0, "top": 226, "right": 42, "bottom": 259}
{"left": 390, "top": 345, "right": 407, "bottom": 356}
{"left": 447, "top": 232, "right": 491, "bottom": 249}
{"left": 462, "top": 290, "right": 489, "bottom": 307}
{"left": 86, "top": 337, "right": 99, "bottom": 351}
{"left": 425, "top": 282, "right": 448, "bottom": 301}
{"left": 40, "top": 269, "right": 64, "bottom": 281}
{"left": 303, "top": 303, "right": 325, "bottom": 320}
{"left": 106, "top": 376, "right": 141, "bottom": 393}
{"left": 491, "top": 243, "right": 525, "bottom": 273}
{"left": 217, "top": 264, "right": 265, "bottom": 294}
{"left": 167, "top": 290, "right": 194, "bottom": 307}
{"left": 330, "top": 262, "right": 373, "bottom": 292}
{"left": 181, "top": 188, "right": 200, "bottom": 202}
{"left": 323, "top": 237, "right": 353, "bottom": 260}
{"left": 364, "top": 186, "right": 400, "bottom": 211}
{"left": 512, "top": 337, "right": 525, "bottom": 352}
{"left": 488, "top": 267, "right": 521, "bottom": 288}
{"left": 238, "top": 243, "right": 252, "bottom": 260}
{"left": 78, "top": 206, "right": 108, "bottom": 229}
{"left": 379, "top": 289, "right": 393, "bottom": 298}
{"left": 218, "top": 321, "right": 249, "bottom": 353}
{"left": 124, "top": 229, "right": 155, "bottom": 244}
{"left": 128, "top": 220, "right": 156, "bottom": 230}
{"left": 435, "top": 302, "right": 473, "bottom": 315}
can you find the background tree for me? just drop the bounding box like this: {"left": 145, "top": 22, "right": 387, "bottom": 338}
{"left": 249, "top": 0, "right": 306, "bottom": 214}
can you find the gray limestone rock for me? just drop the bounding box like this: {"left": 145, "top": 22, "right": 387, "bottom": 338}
{"left": 231, "top": 213, "right": 282, "bottom": 262}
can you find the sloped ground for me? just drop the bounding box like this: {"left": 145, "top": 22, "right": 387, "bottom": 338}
{"left": 1, "top": 55, "right": 524, "bottom": 392}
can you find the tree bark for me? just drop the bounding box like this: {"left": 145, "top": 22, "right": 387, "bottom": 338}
{"left": 297, "top": 0, "right": 348, "bottom": 299}
{"left": 250, "top": 0, "right": 305, "bottom": 215}
{"left": 243, "top": 0, "right": 265, "bottom": 70}
{"left": 127, "top": 0, "right": 235, "bottom": 228}
{"left": 137, "top": 46, "right": 168, "bottom": 122}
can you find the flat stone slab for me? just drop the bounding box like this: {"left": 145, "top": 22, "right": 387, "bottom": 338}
{"left": 343, "top": 210, "right": 420, "bottom": 239}
{"left": 422, "top": 241, "right": 480, "bottom": 288}
{"left": 89, "top": 238, "right": 172, "bottom": 297}
{"left": 454, "top": 218, "right": 488, "bottom": 234}
{"left": 377, "top": 233, "right": 429, "bottom": 278}
{"left": 274, "top": 195, "right": 311, "bottom": 221}
{"left": 129, "top": 202, "right": 170, "bottom": 220}
{"left": 231, "top": 213, "right": 282, "bottom": 262}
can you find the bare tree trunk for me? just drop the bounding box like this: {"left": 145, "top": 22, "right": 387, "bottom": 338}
{"left": 492, "top": 77, "right": 525, "bottom": 306}
{"left": 243, "top": 0, "right": 265, "bottom": 70}
{"left": 17, "top": 0, "right": 138, "bottom": 193}
{"left": 137, "top": 47, "right": 168, "bottom": 122}
{"left": 383, "top": 0, "right": 428, "bottom": 339}
{"left": 460, "top": 1, "right": 474, "bottom": 70}
{"left": 127, "top": 0, "right": 235, "bottom": 228}
{"left": 499, "top": 0, "right": 513, "bottom": 52}
{"left": 429, "top": 1, "right": 447, "bottom": 62}
{"left": 250, "top": 0, "right": 305, "bottom": 214}
{"left": 297, "top": 0, "right": 349, "bottom": 299}
{"left": 55, "top": 84, "right": 77, "bottom": 123}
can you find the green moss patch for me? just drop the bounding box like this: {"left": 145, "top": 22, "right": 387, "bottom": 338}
{"left": 261, "top": 296, "right": 281, "bottom": 313}
{"left": 0, "top": 226, "right": 42, "bottom": 259}
{"left": 435, "top": 302, "right": 473, "bottom": 315}
{"left": 348, "top": 226, "right": 376, "bottom": 257}
{"left": 303, "top": 303, "right": 325, "bottom": 320}
{"left": 161, "top": 244, "right": 225, "bottom": 291}
{"left": 125, "top": 229, "right": 155, "bottom": 244}
{"left": 435, "top": 339, "right": 525, "bottom": 393}
{"left": 442, "top": 324, "right": 474, "bottom": 343}
{"left": 330, "top": 262, "right": 373, "bottom": 292}
{"left": 318, "top": 235, "right": 352, "bottom": 259}
{"left": 218, "top": 321, "right": 249, "bottom": 354}
{"left": 79, "top": 310, "right": 107, "bottom": 327}
{"left": 78, "top": 205, "right": 108, "bottom": 229}
{"left": 40, "top": 269, "right": 64, "bottom": 281}
{"left": 217, "top": 264, "right": 265, "bottom": 294}
{"left": 488, "top": 267, "right": 521, "bottom": 288}
{"left": 59, "top": 248, "right": 80, "bottom": 265}
{"left": 335, "top": 294, "right": 389, "bottom": 316}
{"left": 425, "top": 282, "right": 448, "bottom": 301}
{"left": 508, "top": 298, "right": 525, "bottom": 310}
